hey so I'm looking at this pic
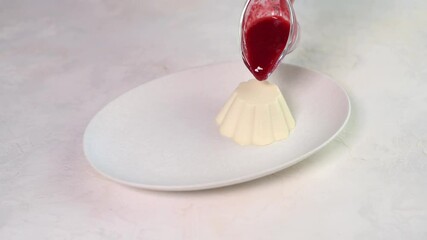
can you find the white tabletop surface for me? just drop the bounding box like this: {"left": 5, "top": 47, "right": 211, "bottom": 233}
{"left": 1, "top": 0, "right": 427, "bottom": 239}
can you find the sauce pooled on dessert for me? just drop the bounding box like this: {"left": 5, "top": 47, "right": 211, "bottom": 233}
{"left": 243, "top": 16, "right": 290, "bottom": 81}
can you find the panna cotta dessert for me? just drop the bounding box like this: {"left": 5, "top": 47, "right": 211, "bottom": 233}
{"left": 216, "top": 79, "right": 295, "bottom": 146}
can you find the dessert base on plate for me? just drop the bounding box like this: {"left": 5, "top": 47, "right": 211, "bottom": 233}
{"left": 216, "top": 79, "right": 295, "bottom": 146}
{"left": 83, "top": 61, "right": 351, "bottom": 191}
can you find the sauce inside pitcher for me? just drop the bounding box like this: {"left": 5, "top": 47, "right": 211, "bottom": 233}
{"left": 243, "top": 16, "right": 290, "bottom": 81}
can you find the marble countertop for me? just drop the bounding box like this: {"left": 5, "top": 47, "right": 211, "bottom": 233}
{"left": 1, "top": 0, "right": 427, "bottom": 239}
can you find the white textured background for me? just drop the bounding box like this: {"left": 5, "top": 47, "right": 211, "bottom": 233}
{"left": 1, "top": 0, "right": 427, "bottom": 239}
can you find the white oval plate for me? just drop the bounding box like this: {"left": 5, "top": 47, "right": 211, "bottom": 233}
{"left": 84, "top": 62, "right": 351, "bottom": 191}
